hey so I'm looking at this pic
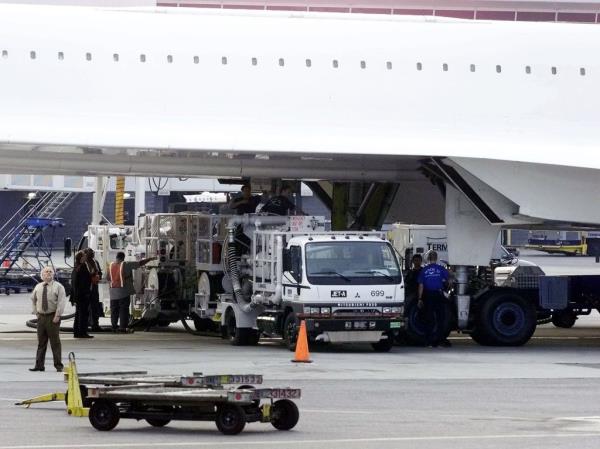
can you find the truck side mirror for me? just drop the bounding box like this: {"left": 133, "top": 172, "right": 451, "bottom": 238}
{"left": 282, "top": 249, "right": 292, "bottom": 272}
{"left": 64, "top": 237, "right": 72, "bottom": 259}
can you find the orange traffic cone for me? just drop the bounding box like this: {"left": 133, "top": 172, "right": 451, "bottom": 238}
{"left": 291, "top": 320, "right": 312, "bottom": 363}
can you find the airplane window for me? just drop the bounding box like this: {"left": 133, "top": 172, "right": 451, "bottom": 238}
{"left": 306, "top": 59, "right": 311, "bottom": 67}
{"left": 221, "top": 56, "right": 227, "bottom": 65}
{"left": 386, "top": 61, "right": 392, "bottom": 70}
{"left": 332, "top": 59, "right": 339, "bottom": 68}
{"left": 1, "top": 50, "right": 7, "bottom": 59}
{"left": 525, "top": 65, "right": 531, "bottom": 74}
{"left": 580, "top": 67, "right": 586, "bottom": 76}
{"left": 86, "top": 52, "right": 92, "bottom": 61}
{"left": 167, "top": 55, "right": 173, "bottom": 63}
{"left": 193, "top": 56, "right": 199, "bottom": 64}
{"left": 360, "top": 60, "right": 366, "bottom": 69}
{"left": 113, "top": 53, "right": 119, "bottom": 62}
{"left": 30, "top": 51, "right": 36, "bottom": 60}
{"left": 140, "top": 54, "right": 146, "bottom": 63}
{"left": 496, "top": 65, "right": 501, "bottom": 73}
{"left": 470, "top": 64, "right": 475, "bottom": 72}
{"left": 252, "top": 57, "right": 257, "bottom": 66}
{"left": 279, "top": 58, "right": 284, "bottom": 67}
{"left": 551, "top": 66, "right": 557, "bottom": 75}
{"left": 58, "top": 52, "right": 64, "bottom": 61}
{"left": 442, "top": 63, "right": 448, "bottom": 72}
{"left": 416, "top": 62, "right": 422, "bottom": 71}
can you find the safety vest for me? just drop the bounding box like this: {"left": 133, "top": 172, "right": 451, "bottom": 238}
{"left": 109, "top": 262, "right": 124, "bottom": 288}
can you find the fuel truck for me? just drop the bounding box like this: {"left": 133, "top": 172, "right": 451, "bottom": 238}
{"left": 135, "top": 213, "right": 404, "bottom": 351}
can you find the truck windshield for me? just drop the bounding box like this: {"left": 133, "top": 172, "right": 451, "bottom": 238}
{"left": 306, "top": 241, "right": 402, "bottom": 285}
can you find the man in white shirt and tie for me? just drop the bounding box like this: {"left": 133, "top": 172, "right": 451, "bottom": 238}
{"left": 30, "top": 266, "right": 67, "bottom": 372}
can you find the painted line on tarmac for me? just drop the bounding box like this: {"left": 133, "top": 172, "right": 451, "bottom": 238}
{"left": 301, "top": 408, "right": 377, "bottom": 414}
{"left": 2, "top": 432, "right": 600, "bottom": 448}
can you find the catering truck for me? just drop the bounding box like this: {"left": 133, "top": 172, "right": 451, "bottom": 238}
{"left": 135, "top": 213, "right": 404, "bottom": 351}
{"left": 388, "top": 224, "right": 600, "bottom": 345}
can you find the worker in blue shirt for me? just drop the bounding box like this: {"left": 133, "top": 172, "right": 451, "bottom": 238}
{"left": 417, "top": 251, "right": 451, "bottom": 347}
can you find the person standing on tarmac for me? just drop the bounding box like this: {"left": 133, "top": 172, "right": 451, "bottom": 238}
{"left": 417, "top": 251, "right": 451, "bottom": 348}
{"left": 107, "top": 252, "right": 156, "bottom": 333}
{"left": 404, "top": 253, "right": 423, "bottom": 304}
{"left": 84, "top": 248, "right": 103, "bottom": 333}
{"left": 72, "top": 250, "right": 94, "bottom": 339}
{"left": 29, "top": 266, "right": 67, "bottom": 372}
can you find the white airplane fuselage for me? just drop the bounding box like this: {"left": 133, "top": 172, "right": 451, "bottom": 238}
{"left": 0, "top": 4, "right": 599, "bottom": 262}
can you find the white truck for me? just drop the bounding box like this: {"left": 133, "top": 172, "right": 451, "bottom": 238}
{"left": 136, "top": 213, "right": 404, "bottom": 351}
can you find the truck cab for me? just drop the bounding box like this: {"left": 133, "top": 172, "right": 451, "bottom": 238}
{"left": 260, "top": 233, "right": 404, "bottom": 351}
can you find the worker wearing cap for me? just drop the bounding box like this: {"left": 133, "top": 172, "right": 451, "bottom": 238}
{"left": 417, "top": 251, "right": 450, "bottom": 348}
{"left": 29, "top": 266, "right": 67, "bottom": 372}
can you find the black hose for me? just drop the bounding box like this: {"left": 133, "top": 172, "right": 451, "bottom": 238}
{"left": 26, "top": 313, "right": 77, "bottom": 333}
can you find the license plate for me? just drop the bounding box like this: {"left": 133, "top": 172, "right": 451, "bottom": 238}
{"left": 253, "top": 388, "right": 302, "bottom": 399}
{"left": 354, "top": 321, "right": 367, "bottom": 329}
{"left": 390, "top": 321, "right": 402, "bottom": 329}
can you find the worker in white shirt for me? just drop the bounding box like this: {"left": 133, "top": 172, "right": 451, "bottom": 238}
{"left": 29, "top": 266, "right": 67, "bottom": 372}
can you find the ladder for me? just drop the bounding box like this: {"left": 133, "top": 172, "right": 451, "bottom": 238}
{"left": 0, "top": 191, "right": 78, "bottom": 276}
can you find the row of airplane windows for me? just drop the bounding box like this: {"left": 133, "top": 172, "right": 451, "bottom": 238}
{"left": 0, "top": 50, "right": 588, "bottom": 75}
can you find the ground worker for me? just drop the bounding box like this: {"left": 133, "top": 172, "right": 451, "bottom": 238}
{"left": 229, "top": 183, "right": 261, "bottom": 215}
{"left": 72, "top": 250, "right": 93, "bottom": 339}
{"left": 84, "top": 248, "right": 103, "bottom": 332}
{"left": 404, "top": 253, "right": 423, "bottom": 304}
{"left": 417, "top": 251, "right": 451, "bottom": 348}
{"left": 29, "top": 266, "right": 67, "bottom": 372}
{"left": 107, "top": 252, "right": 156, "bottom": 332}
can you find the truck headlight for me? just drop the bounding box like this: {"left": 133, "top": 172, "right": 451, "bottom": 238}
{"left": 320, "top": 307, "right": 331, "bottom": 316}
{"left": 391, "top": 307, "right": 401, "bottom": 314}
{"left": 303, "top": 306, "right": 311, "bottom": 315}
{"left": 310, "top": 307, "right": 320, "bottom": 315}
{"left": 383, "top": 307, "right": 391, "bottom": 314}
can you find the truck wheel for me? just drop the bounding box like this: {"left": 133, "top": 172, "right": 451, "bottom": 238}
{"left": 271, "top": 399, "right": 300, "bottom": 431}
{"left": 89, "top": 400, "right": 120, "bottom": 431}
{"left": 476, "top": 293, "right": 536, "bottom": 346}
{"left": 224, "top": 311, "right": 259, "bottom": 346}
{"left": 551, "top": 311, "right": 577, "bottom": 328}
{"left": 146, "top": 418, "right": 171, "bottom": 427}
{"left": 193, "top": 317, "right": 216, "bottom": 332}
{"left": 403, "top": 301, "right": 453, "bottom": 346}
{"left": 215, "top": 404, "right": 246, "bottom": 435}
{"left": 282, "top": 312, "right": 299, "bottom": 352}
{"left": 371, "top": 333, "right": 394, "bottom": 352}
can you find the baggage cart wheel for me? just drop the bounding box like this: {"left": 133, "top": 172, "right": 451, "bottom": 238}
{"left": 64, "top": 385, "right": 91, "bottom": 407}
{"left": 271, "top": 399, "right": 299, "bottom": 431}
{"left": 89, "top": 400, "right": 120, "bottom": 431}
{"left": 215, "top": 403, "right": 246, "bottom": 435}
{"left": 146, "top": 418, "right": 171, "bottom": 427}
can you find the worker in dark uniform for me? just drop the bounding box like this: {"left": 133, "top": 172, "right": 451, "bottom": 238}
{"left": 417, "top": 251, "right": 451, "bottom": 347}
{"left": 404, "top": 253, "right": 423, "bottom": 307}
{"left": 84, "top": 248, "right": 103, "bottom": 332}
{"left": 261, "top": 185, "right": 304, "bottom": 215}
{"left": 229, "top": 183, "right": 260, "bottom": 215}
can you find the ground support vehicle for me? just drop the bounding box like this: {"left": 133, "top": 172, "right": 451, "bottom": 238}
{"left": 135, "top": 213, "right": 404, "bottom": 351}
{"left": 389, "top": 224, "right": 600, "bottom": 345}
{"left": 85, "top": 376, "right": 301, "bottom": 435}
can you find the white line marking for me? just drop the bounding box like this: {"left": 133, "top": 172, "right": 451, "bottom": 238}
{"left": 1, "top": 433, "right": 600, "bottom": 449}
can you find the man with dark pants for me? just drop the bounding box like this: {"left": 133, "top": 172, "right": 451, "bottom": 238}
{"left": 30, "top": 267, "right": 67, "bottom": 372}
{"left": 84, "top": 248, "right": 103, "bottom": 332}
{"left": 108, "top": 252, "right": 155, "bottom": 333}
{"left": 417, "top": 251, "right": 451, "bottom": 348}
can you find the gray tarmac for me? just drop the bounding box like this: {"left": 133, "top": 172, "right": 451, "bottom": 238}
{"left": 1, "top": 251, "right": 600, "bottom": 449}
